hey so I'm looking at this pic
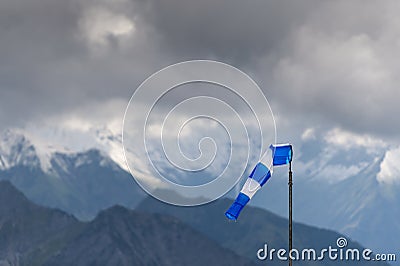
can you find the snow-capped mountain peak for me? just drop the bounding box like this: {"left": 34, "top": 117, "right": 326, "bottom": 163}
{"left": 0, "top": 126, "right": 127, "bottom": 173}
{"left": 0, "top": 129, "right": 41, "bottom": 170}
{"left": 89, "top": 126, "right": 127, "bottom": 171}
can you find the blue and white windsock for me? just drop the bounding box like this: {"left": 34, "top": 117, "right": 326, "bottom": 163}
{"left": 225, "top": 143, "right": 293, "bottom": 221}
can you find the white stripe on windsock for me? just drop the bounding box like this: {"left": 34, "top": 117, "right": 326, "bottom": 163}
{"left": 240, "top": 178, "right": 261, "bottom": 199}
{"left": 259, "top": 149, "right": 274, "bottom": 174}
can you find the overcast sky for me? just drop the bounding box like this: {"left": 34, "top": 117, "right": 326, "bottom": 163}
{"left": 1, "top": 0, "right": 400, "bottom": 183}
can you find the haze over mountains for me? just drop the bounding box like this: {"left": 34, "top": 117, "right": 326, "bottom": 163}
{"left": 0, "top": 127, "right": 398, "bottom": 264}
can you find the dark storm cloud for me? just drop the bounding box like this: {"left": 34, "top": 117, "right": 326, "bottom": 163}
{"left": 138, "top": 0, "right": 314, "bottom": 64}
{"left": 259, "top": 0, "right": 400, "bottom": 139}
{"left": 0, "top": 0, "right": 87, "bottom": 125}
{"left": 0, "top": 0, "right": 399, "bottom": 142}
{"left": 136, "top": 0, "right": 400, "bottom": 140}
{"left": 0, "top": 0, "right": 162, "bottom": 126}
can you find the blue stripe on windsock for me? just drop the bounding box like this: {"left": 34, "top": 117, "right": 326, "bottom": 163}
{"left": 225, "top": 192, "right": 250, "bottom": 220}
{"left": 270, "top": 144, "right": 293, "bottom": 166}
{"left": 249, "top": 162, "right": 272, "bottom": 186}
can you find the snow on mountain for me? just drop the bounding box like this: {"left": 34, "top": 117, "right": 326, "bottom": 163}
{"left": 0, "top": 126, "right": 128, "bottom": 174}
{"left": 0, "top": 128, "right": 64, "bottom": 172}
{"left": 0, "top": 126, "right": 145, "bottom": 220}
{"left": 90, "top": 126, "right": 129, "bottom": 171}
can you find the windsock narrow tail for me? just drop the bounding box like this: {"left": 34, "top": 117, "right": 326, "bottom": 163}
{"left": 225, "top": 192, "right": 250, "bottom": 220}
{"left": 225, "top": 162, "right": 271, "bottom": 220}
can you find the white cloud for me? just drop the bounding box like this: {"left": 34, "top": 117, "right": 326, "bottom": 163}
{"left": 317, "top": 163, "right": 368, "bottom": 183}
{"left": 79, "top": 6, "right": 135, "bottom": 48}
{"left": 377, "top": 147, "right": 400, "bottom": 184}
{"left": 324, "top": 128, "right": 386, "bottom": 152}
{"left": 301, "top": 127, "right": 316, "bottom": 141}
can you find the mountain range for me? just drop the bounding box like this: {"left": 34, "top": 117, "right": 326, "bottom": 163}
{"left": 0, "top": 180, "right": 253, "bottom": 266}
{"left": 0, "top": 127, "right": 398, "bottom": 264}
{"left": 0, "top": 180, "right": 390, "bottom": 265}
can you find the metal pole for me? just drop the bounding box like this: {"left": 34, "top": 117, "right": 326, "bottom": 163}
{"left": 289, "top": 162, "right": 293, "bottom": 266}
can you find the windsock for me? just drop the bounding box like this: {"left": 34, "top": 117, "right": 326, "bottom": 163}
{"left": 225, "top": 143, "right": 293, "bottom": 220}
